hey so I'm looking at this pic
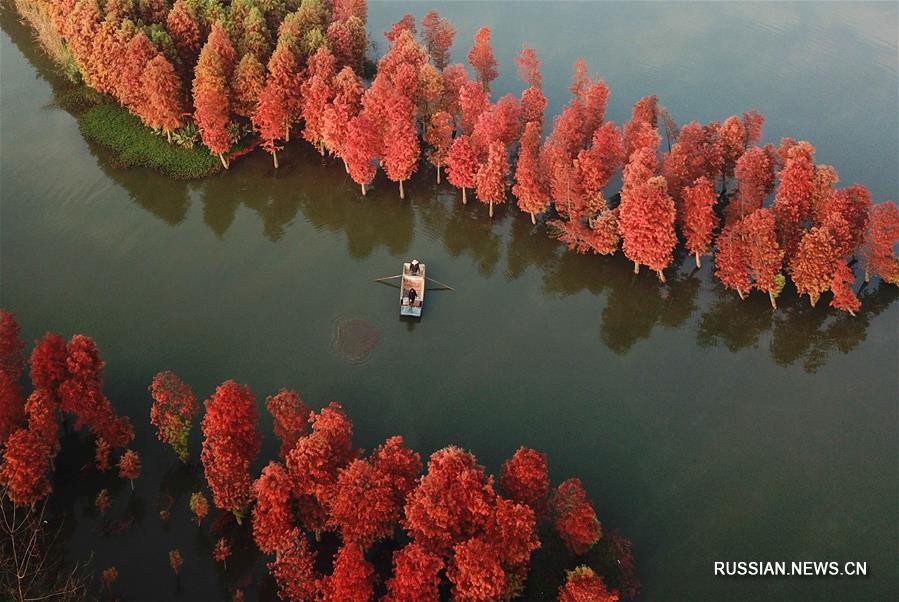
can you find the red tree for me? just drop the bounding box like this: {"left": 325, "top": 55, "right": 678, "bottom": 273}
{"left": 344, "top": 112, "right": 381, "bottom": 195}
{"left": 167, "top": 0, "right": 201, "bottom": 70}
{"left": 446, "top": 135, "right": 479, "bottom": 205}
{"left": 516, "top": 45, "right": 542, "bottom": 88}
{"left": 728, "top": 145, "right": 776, "bottom": 224}
{"left": 773, "top": 141, "right": 816, "bottom": 257}
{"left": 623, "top": 95, "right": 658, "bottom": 160}
{"left": 822, "top": 184, "right": 871, "bottom": 256}
{"left": 861, "top": 201, "right": 899, "bottom": 284}
{"left": 141, "top": 55, "right": 184, "bottom": 142}
{"left": 266, "top": 389, "right": 309, "bottom": 459}
{"left": 321, "top": 543, "right": 374, "bottom": 602}
{"left": 213, "top": 538, "right": 231, "bottom": 570}
{"left": 149, "top": 371, "right": 196, "bottom": 463}
{"left": 499, "top": 447, "right": 549, "bottom": 518}
{"left": 486, "top": 496, "right": 540, "bottom": 567}
{"left": 743, "top": 208, "right": 785, "bottom": 307}
{"left": 718, "top": 115, "right": 746, "bottom": 179}
{"left": 468, "top": 27, "right": 498, "bottom": 91}
{"left": 118, "top": 449, "right": 141, "bottom": 490}
{"left": 29, "top": 333, "right": 66, "bottom": 395}
{"left": 714, "top": 224, "right": 751, "bottom": 300}
{"left": 189, "top": 491, "right": 209, "bottom": 525}
{"left": 618, "top": 176, "right": 677, "bottom": 282}
{"left": 384, "top": 14, "right": 416, "bottom": 43}
{"left": 383, "top": 543, "right": 444, "bottom": 602}
{"left": 830, "top": 262, "right": 861, "bottom": 315}
{"left": 252, "top": 461, "right": 294, "bottom": 554}
{"left": 382, "top": 95, "right": 420, "bottom": 199}
{"left": 403, "top": 446, "right": 496, "bottom": 555}
{"left": 0, "top": 428, "right": 52, "bottom": 506}
{"left": 424, "top": 111, "right": 455, "bottom": 184}
{"left": 513, "top": 121, "right": 550, "bottom": 223}
{"left": 0, "top": 311, "right": 24, "bottom": 444}
{"left": 322, "top": 67, "right": 364, "bottom": 169}
{"left": 267, "top": 38, "right": 303, "bottom": 140}
{"left": 681, "top": 176, "right": 719, "bottom": 268}
{"left": 301, "top": 46, "right": 336, "bottom": 153}
{"left": 371, "top": 435, "right": 422, "bottom": 512}
{"left": 447, "top": 537, "right": 506, "bottom": 601}
{"left": 788, "top": 225, "right": 837, "bottom": 306}
{"left": 268, "top": 529, "right": 319, "bottom": 601}
{"left": 328, "top": 458, "right": 397, "bottom": 548}
{"left": 421, "top": 10, "right": 455, "bottom": 70}
{"left": 24, "top": 389, "right": 58, "bottom": 455}
{"left": 552, "top": 479, "right": 601, "bottom": 555}
{"left": 475, "top": 140, "right": 509, "bottom": 218}
{"left": 558, "top": 566, "right": 619, "bottom": 602}
{"left": 200, "top": 380, "right": 260, "bottom": 521}
{"left": 120, "top": 33, "right": 159, "bottom": 116}
{"left": 520, "top": 86, "right": 547, "bottom": 129}
{"left": 254, "top": 76, "right": 289, "bottom": 168}
{"left": 232, "top": 53, "right": 266, "bottom": 119}
{"left": 193, "top": 24, "right": 234, "bottom": 168}
{"left": 576, "top": 122, "right": 624, "bottom": 202}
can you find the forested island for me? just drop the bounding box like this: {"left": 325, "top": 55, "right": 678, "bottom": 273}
{"left": 9, "top": 0, "right": 899, "bottom": 317}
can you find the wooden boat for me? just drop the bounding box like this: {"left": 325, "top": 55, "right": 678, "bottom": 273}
{"left": 400, "top": 261, "right": 426, "bottom": 317}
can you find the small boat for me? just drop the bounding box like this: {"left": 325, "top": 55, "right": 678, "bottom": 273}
{"left": 400, "top": 260, "right": 425, "bottom": 317}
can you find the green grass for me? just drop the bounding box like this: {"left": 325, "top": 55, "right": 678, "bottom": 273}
{"left": 79, "top": 104, "right": 222, "bottom": 180}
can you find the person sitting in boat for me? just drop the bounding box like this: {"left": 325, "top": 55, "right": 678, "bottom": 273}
{"left": 410, "top": 259, "right": 420, "bottom": 274}
{"left": 407, "top": 287, "right": 417, "bottom": 306}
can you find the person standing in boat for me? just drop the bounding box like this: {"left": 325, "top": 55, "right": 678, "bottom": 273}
{"left": 407, "top": 287, "right": 417, "bottom": 306}
{"left": 410, "top": 259, "right": 420, "bottom": 274}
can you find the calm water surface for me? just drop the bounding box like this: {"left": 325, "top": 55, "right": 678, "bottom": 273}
{"left": 1, "top": 2, "right": 897, "bottom": 600}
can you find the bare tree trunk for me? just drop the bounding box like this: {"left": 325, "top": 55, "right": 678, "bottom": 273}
{"left": 769, "top": 291, "right": 777, "bottom": 309}
{"left": 489, "top": 201, "right": 494, "bottom": 218}
{"left": 399, "top": 179, "right": 405, "bottom": 199}
{"left": 285, "top": 125, "right": 290, "bottom": 142}
{"left": 462, "top": 187, "right": 467, "bottom": 205}
{"left": 436, "top": 163, "right": 441, "bottom": 184}
{"left": 530, "top": 212, "right": 536, "bottom": 225}
{"left": 737, "top": 289, "right": 745, "bottom": 300}
{"left": 656, "top": 269, "right": 666, "bottom": 284}
{"left": 633, "top": 262, "right": 640, "bottom": 274}
{"left": 218, "top": 153, "right": 229, "bottom": 169}
{"left": 695, "top": 252, "right": 701, "bottom": 269}
{"left": 166, "top": 129, "right": 171, "bottom": 144}
{"left": 361, "top": 182, "right": 367, "bottom": 195}
{"left": 272, "top": 150, "right": 279, "bottom": 169}
{"left": 342, "top": 158, "right": 348, "bottom": 173}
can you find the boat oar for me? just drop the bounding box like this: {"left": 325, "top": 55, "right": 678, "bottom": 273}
{"left": 373, "top": 275, "right": 402, "bottom": 282}
{"left": 425, "top": 276, "right": 455, "bottom": 291}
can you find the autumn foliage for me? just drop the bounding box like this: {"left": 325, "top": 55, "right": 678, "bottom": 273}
{"left": 149, "top": 371, "right": 197, "bottom": 462}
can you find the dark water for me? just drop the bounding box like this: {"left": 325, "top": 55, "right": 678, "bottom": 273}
{"left": 1, "top": 2, "right": 897, "bottom": 601}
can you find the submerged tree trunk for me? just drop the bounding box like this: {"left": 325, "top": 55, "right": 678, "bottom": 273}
{"left": 342, "top": 158, "right": 348, "bottom": 173}
{"left": 399, "top": 179, "right": 405, "bottom": 199}
{"left": 361, "top": 182, "right": 367, "bottom": 195}
{"left": 462, "top": 187, "right": 467, "bottom": 205}
{"left": 436, "top": 163, "right": 441, "bottom": 184}
{"left": 769, "top": 291, "right": 777, "bottom": 309}
{"left": 695, "top": 252, "right": 701, "bottom": 269}
{"left": 218, "top": 153, "right": 229, "bottom": 169}
{"left": 489, "top": 201, "right": 494, "bottom": 218}
{"left": 272, "top": 150, "right": 279, "bottom": 169}
{"left": 656, "top": 269, "right": 666, "bottom": 284}
{"left": 285, "top": 125, "right": 290, "bottom": 142}
{"left": 166, "top": 129, "right": 172, "bottom": 144}
{"left": 737, "top": 289, "right": 745, "bottom": 300}
{"left": 633, "top": 262, "right": 640, "bottom": 274}
{"left": 530, "top": 212, "right": 536, "bottom": 225}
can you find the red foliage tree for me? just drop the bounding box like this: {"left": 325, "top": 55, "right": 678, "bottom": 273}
{"left": 558, "top": 566, "right": 619, "bottom": 602}
{"left": 200, "top": 380, "right": 260, "bottom": 521}
{"left": 468, "top": 27, "right": 498, "bottom": 91}
{"left": 718, "top": 115, "right": 746, "bottom": 179}
{"left": 830, "top": 262, "right": 861, "bottom": 315}
{"left": 301, "top": 46, "right": 336, "bottom": 153}
{"left": 681, "top": 176, "right": 719, "bottom": 268}
{"left": 268, "top": 528, "right": 319, "bottom": 601}
{"left": 268, "top": 37, "right": 303, "bottom": 139}
{"left": 661, "top": 121, "right": 724, "bottom": 221}
{"left": 861, "top": 201, "right": 899, "bottom": 284}
{"left": 118, "top": 449, "right": 141, "bottom": 490}
{"left": 513, "top": 121, "right": 550, "bottom": 223}
{"left": 475, "top": 140, "right": 509, "bottom": 218}
{"left": 0, "top": 311, "right": 24, "bottom": 445}
{"left": 486, "top": 496, "right": 540, "bottom": 568}
{"left": 421, "top": 10, "right": 455, "bottom": 70}
{"left": 29, "top": 333, "right": 66, "bottom": 397}
{"left": 382, "top": 95, "right": 420, "bottom": 199}
{"left": 213, "top": 537, "right": 231, "bottom": 570}
{"left": 728, "top": 145, "right": 776, "bottom": 224}
{"left": 576, "top": 122, "right": 624, "bottom": 202}
{"left": 328, "top": 458, "right": 396, "bottom": 548}
{"left": 788, "top": 225, "right": 838, "bottom": 306}
{"left": 385, "top": 14, "right": 416, "bottom": 43}
{"left": 623, "top": 95, "right": 658, "bottom": 160}
{"left": 618, "top": 176, "right": 677, "bottom": 281}
{"left": 344, "top": 111, "right": 381, "bottom": 195}
{"left": 447, "top": 537, "right": 506, "bottom": 601}
{"left": 446, "top": 135, "right": 479, "bottom": 205}
{"left": 141, "top": 55, "right": 184, "bottom": 142}
{"left": 24, "top": 389, "right": 58, "bottom": 454}
{"left": 440, "top": 63, "right": 467, "bottom": 116}
{"left": 773, "top": 141, "right": 816, "bottom": 257}
{"left": 95, "top": 437, "right": 111, "bottom": 471}
{"left": 0, "top": 428, "right": 52, "bottom": 506}
{"left": 149, "top": 371, "right": 196, "bottom": 462}
{"left": 714, "top": 224, "right": 752, "bottom": 300}
{"left": 370, "top": 435, "right": 422, "bottom": 511}
{"left": 321, "top": 543, "right": 374, "bottom": 602}
{"left": 822, "top": 184, "right": 871, "bottom": 256}
{"left": 552, "top": 479, "right": 601, "bottom": 555}
{"left": 621, "top": 138, "right": 659, "bottom": 194}
{"left": 499, "top": 447, "right": 549, "bottom": 519}
{"left": 254, "top": 76, "right": 289, "bottom": 168}
{"left": 266, "top": 389, "right": 309, "bottom": 459}
{"left": 424, "top": 111, "right": 454, "bottom": 184}
{"left": 322, "top": 67, "right": 364, "bottom": 168}
{"left": 742, "top": 208, "right": 785, "bottom": 307}
{"left": 403, "top": 446, "right": 496, "bottom": 555}
{"left": 189, "top": 491, "right": 209, "bottom": 525}
{"left": 516, "top": 45, "right": 542, "bottom": 89}
{"left": 120, "top": 32, "right": 159, "bottom": 116}
{"left": 252, "top": 461, "right": 294, "bottom": 554}
{"left": 232, "top": 53, "right": 266, "bottom": 119}
{"left": 459, "top": 80, "right": 489, "bottom": 136}
{"left": 193, "top": 24, "right": 235, "bottom": 168}
{"left": 167, "top": 0, "right": 202, "bottom": 70}
{"left": 169, "top": 549, "right": 183, "bottom": 575}
{"left": 520, "top": 86, "right": 547, "bottom": 129}
{"left": 383, "top": 543, "right": 444, "bottom": 602}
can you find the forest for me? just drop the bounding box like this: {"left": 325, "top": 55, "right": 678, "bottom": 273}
{"left": 7, "top": 0, "right": 898, "bottom": 316}
{"left": 0, "top": 310, "right": 636, "bottom": 600}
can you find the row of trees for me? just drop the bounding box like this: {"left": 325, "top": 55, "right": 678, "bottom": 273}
{"left": 0, "top": 310, "right": 639, "bottom": 601}
{"left": 24, "top": 1, "right": 899, "bottom": 312}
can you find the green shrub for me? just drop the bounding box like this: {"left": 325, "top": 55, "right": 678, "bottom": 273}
{"left": 78, "top": 105, "right": 222, "bottom": 180}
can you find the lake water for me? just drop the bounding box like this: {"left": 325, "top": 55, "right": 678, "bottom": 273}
{"left": 1, "top": 2, "right": 897, "bottom": 600}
